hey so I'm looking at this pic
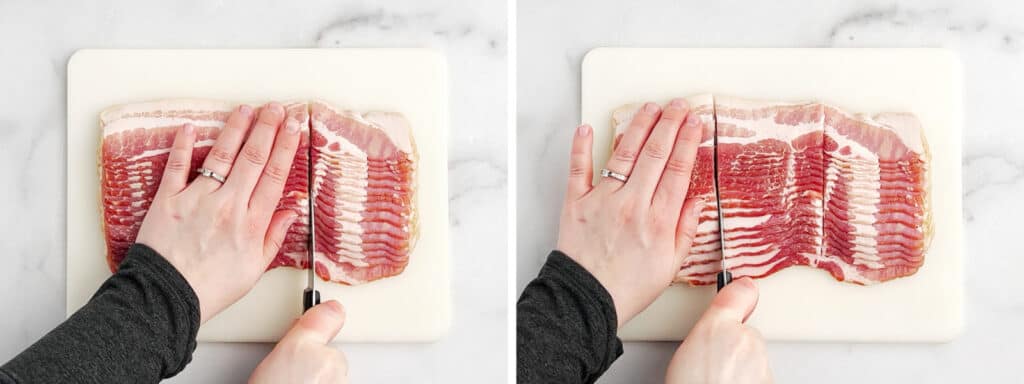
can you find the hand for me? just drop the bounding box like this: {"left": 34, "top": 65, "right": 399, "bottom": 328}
{"left": 135, "top": 102, "right": 305, "bottom": 323}
{"left": 250, "top": 301, "right": 349, "bottom": 384}
{"left": 556, "top": 98, "right": 705, "bottom": 327}
{"left": 665, "top": 278, "right": 773, "bottom": 384}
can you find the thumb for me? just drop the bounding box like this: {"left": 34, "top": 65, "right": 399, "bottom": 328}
{"left": 699, "top": 277, "right": 759, "bottom": 324}
{"left": 282, "top": 300, "right": 346, "bottom": 344}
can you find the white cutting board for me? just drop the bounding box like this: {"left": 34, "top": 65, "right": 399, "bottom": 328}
{"left": 67, "top": 49, "right": 450, "bottom": 343}
{"left": 582, "top": 48, "right": 963, "bottom": 342}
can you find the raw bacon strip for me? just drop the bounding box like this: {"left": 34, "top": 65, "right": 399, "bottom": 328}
{"left": 822, "top": 106, "right": 932, "bottom": 284}
{"left": 99, "top": 100, "right": 310, "bottom": 272}
{"left": 611, "top": 94, "right": 719, "bottom": 284}
{"left": 309, "top": 101, "right": 419, "bottom": 285}
{"left": 608, "top": 95, "right": 931, "bottom": 286}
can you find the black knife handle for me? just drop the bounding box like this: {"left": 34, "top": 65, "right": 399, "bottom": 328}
{"left": 716, "top": 270, "right": 733, "bottom": 292}
{"left": 303, "top": 288, "right": 321, "bottom": 313}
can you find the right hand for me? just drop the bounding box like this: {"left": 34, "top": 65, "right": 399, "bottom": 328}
{"left": 249, "top": 300, "right": 350, "bottom": 384}
{"left": 665, "top": 277, "right": 773, "bottom": 384}
{"left": 555, "top": 98, "right": 706, "bottom": 326}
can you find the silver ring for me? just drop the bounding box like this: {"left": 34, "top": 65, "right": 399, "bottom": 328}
{"left": 196, "top": 168, "right": 226, "bottom": 184}
{"left": 600, "top": 168, "right": 628, "bottom": 183}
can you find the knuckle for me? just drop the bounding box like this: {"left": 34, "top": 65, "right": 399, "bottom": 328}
{"left": 642, "top": 141, "right": 669, "bottom": 160}
{"left": 209, "top": 147, "right": 235, "bottom": 164}
{"left": 164, "top": 157, "right": 189, "bottom": 173}
{"left": 241, "top": 146, "right": 268, "bottom": 166}
{"left": 612, "top": 147, "right": 638, "bottom": 163}
{"left": 568, "top": 164, "right": 588, "bottom": 178}
{"left": 677, "top": 133, "right": 701, "bottom": 148}
{"left": 262, "top": 163, "right": 290, "bottom": 183}
{"left": 665, "top": 157, "right": 695, "bottom": 175}
{"left": 617, "top": 201, "right": 640, "bottom": 225}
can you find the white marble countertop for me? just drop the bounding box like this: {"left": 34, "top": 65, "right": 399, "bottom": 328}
{"left": 0, "top": 0, "right": 506, "bottom": 382}
{"left": 517, "top": 0, "right": 1022, "bottom": 382}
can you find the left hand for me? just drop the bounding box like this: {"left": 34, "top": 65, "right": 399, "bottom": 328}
{"left": 135, "top": 102, "right": 305, "bottom": 323}
{"left": 555, "top": 99, "right": 706, "bottom": 326}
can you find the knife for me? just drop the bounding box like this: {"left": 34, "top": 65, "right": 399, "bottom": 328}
{"left": 303, "top": 139, "right": 320, "bottom": 312}
{"left": 713, "top": 124, "right": 732, "bottom": 292}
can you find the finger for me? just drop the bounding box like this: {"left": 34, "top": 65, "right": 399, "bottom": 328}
{"left": 565, "top": 124, "right": 594, "bottom": 201}
{"left": 250, "top": 107, "right": 305, "bottom": 219}
{"left": 595, "top": 102, "right": 660, "bottom": 192}
{"left": 627, "top": 98, "right": 690, "bottom": 197}
{"left": 674, "top": 198, "right": 705, "bottom": 269}
{"left": 155, "top": 124, "right": 196, "bottom": 198}
{"left": 262, "top": 210, "right": 299, "bottom": 266}
{"left": 223, "top": 102, "right": 286, "bottom": 195}
{"left": 652, "top": 109, "right": 703, "bottom": 211}
{"left": 282, "top": 300, "right": 347, "bottom": 345}
{"left": 193, "top": 104, "right": 255, "bottom": 192}
{"left": 698, "top": 277, "right": 759, "bottom": 325}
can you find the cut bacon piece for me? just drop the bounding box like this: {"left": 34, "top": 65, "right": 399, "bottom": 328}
{"left": 100, "top": 100, "right": 310, "bottom": 273}
{"left": 609, "top": 95, "right": 931, "bottom": 285}
{"left": 309, "top": 101, "right": 419, "bottom": 285}
{"left": 822, "top": 106, "right": 932, "bottom": 284}
{"left": 709, "top": 97, "right": 825, "bottom": 285}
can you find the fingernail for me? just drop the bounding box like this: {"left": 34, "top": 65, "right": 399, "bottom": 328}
{"left": 239, "top": 105, "right": 253, "bottom": 116}
{"left": 286, "top": 117, "right": 301, "bottom": 134}
{"left": 268, "top": 102, "right": 284, "bottom": 114}
{"left": 734, "top": 277, "right": 756, "bottom": 293}
{"left": 290, "top": 109, "right": 308, "bottom": 123}
{"left": 683, "top": 115, "right": 700, "bottom": 128}
{"left": 323, "top": 300, "right": 345, "bottom": 317}
{"left": 670, "top": 98, "right": 686, "bottom": 109}
{"left": 577, "top": 124, "right": 592, "bottom": 137}
{"left": 643, "top": 102, "right": 659, "bottom": 114}
{"left": 182, "top": 123, "right": 194, "bottom": 135}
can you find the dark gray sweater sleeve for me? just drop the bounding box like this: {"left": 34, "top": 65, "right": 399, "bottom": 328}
{"left": 517, "top": 251, "right": 623, "bottom": 384}
{"left": 0, "top": 244, "right": 200, "bottom": 384}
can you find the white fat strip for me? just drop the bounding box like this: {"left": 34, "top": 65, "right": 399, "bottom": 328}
{"left": 314, "top": 101, "right": 415, "bottom": 154}
{"left": 725, "top": 242, "right": 777, "bottom": 259}
{"left": 103, "top": 117, "right": 226, "bottom": 137}
{"left": 720, "top": 209, "right": 773, "bottom": 230}
{"left": 313, "top": 255, "right": 368, "bottom": 285}
{"left": 126, "top": 139, "right": 216, "bottom": 162}
{"left": 313, "top": 122, "right": 369, "bottom": 251}
{"left": 826, "top": 106, "right": 926, "bottom": 156}
{"left": 824, "top": 118, "right": 886, "bottom": 269}
{"left": 714, "top": 96, "right": 822, "bottom": 145}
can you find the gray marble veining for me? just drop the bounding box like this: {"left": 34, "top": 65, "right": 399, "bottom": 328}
{"left": 517, "top": 0, "right": 1023, "bottom": 382}
{"left": 0, "top": 0, "right": 507, "bottom": 382}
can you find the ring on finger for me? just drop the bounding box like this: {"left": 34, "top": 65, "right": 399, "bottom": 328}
{"left": 600, "top": 168, "right": 629, "bottom": 183}
{"left": 196, "top": 167, "right": 227, "bottom": 184}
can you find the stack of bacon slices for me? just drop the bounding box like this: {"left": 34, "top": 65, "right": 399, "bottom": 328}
{"left": 612, "top": 95, "right": 932, "bottom": 285}
{"left": 99, "top": 99, "right": 418, "bottom": 285}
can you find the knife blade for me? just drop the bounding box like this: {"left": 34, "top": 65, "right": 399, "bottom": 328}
{"left": 303, "top": 133, "right": 320, "bottom": 312}
{"left": 713, "top": 121, "right": 732, "bottom": 292}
